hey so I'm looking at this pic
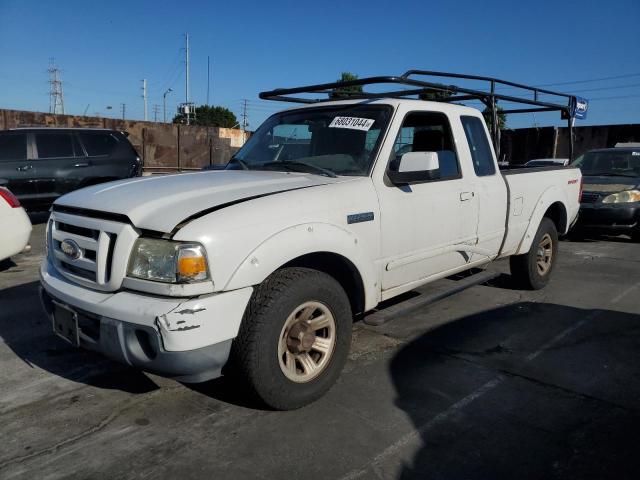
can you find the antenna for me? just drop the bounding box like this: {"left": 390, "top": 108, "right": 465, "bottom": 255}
{"left": 48, "top": 58, "right": 65, "bottom": 115}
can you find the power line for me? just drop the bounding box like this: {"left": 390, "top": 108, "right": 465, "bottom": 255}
{"left": 535, "top": 72, "right": 640, "bottom": 88}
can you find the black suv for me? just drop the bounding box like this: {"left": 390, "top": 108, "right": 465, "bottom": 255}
{"left": 0, "top": 128, "right": 141, "bottom": 210}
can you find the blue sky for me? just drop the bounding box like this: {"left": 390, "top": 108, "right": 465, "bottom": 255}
{"left": 1, "top": 0, "right": 639, "bottom": 130}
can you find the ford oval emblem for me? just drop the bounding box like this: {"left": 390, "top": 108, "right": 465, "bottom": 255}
{"left": 60, "top": 239, "right": 82, "bottom": 260}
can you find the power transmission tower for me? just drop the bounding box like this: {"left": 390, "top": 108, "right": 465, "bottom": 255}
{"left": 153, "top": 104, "right": 160, "bottom": 122}
{"left": 120, "top": 103, "right": 126, "bottom": 120}
{"left": 142, "top": 79, "right": 148, "bottom": 121}
{"left": 48, "top": 58, "right": 65, "bottom": 115}
{"left": 241, "top": 99, "right": 248, "bottom": 132}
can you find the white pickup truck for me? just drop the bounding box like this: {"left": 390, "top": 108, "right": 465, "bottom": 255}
{"left": 40, "top": 74, "right": 582, "bottom": 409}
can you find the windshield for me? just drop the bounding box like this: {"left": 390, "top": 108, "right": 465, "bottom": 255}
{"left": 229, "top": 104, "right": 392, "bottom": 176}
{"left": 573, "top": 150, "right": 640, "bottom": 177}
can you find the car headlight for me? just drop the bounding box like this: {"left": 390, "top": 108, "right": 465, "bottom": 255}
{"left": 127, "top": 238, "right": 209, "bottom": 283}
{"left": 601, "top": 189, "right": 640, "bottom": 204}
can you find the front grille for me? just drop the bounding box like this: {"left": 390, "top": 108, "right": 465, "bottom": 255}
{"left": 49, "top": 211, "right": 135, "bottom": 291}
{"left": 581, "top": 192, "right": 600, "bottom": 204}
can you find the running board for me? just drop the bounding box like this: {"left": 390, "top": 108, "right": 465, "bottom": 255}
{"left": 363, "top": 270, "right": 500, "bottom": 327}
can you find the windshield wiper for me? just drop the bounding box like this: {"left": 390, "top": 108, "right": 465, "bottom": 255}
{"left": 261, "top": 161, "right": 337, "bottom": 178}
{"left": 227, "top": 156, "right": 250, "bottom": 170}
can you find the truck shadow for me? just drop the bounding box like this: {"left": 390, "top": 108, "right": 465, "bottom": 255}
{"left": 388, "top": 302, "right": 640, "bottom": 479}
{"left": 0, "top": 280, "right": 159, "bottom": 394}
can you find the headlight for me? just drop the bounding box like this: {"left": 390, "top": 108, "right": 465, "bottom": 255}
{"left": 602, "top": 189, "right": 640, "bottom": 204}
{"left": 127, "top": 238, "right": 209, "bottom": 283}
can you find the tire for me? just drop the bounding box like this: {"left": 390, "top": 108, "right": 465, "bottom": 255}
{"left": 510, "top": 217, "right": 559, "bottom": 290}
{"left": 631, "top": 229, "right": 640, "bottom": 243}
{"left": 230, "top": 267, "right": 352, "bottom": 410}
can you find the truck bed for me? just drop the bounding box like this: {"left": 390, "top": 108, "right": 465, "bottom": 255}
{"left": 499, "top": 167, "right": 582, "bottom": 257}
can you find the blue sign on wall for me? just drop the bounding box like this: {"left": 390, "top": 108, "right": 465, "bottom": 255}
{"left": 572, "top": 96, "right": 588, "bottom": 120}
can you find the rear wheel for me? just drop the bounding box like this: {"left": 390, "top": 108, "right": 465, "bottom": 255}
{"left": 510, "top": 217, "right": 558, "bottom": 290}
{"left": 631, "top": 228, "right": 640, "bottom": 243}
{"left": 230, "top": 267, "right": 352, "bottom": 410}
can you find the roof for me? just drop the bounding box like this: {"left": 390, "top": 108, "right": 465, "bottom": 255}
{"left": 587, "top": 147, "right": 640, "bottom": 153}
{"left": 268, "top": 97, "right": 482, "bottom": 117}
{"left": 2, "top": 127, "right": 122, "bottom": 133}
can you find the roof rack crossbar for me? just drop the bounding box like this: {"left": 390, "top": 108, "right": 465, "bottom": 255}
{"left": 259, "top": 70, "right": 581, "bottom": 160}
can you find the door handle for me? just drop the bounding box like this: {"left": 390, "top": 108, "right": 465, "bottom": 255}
{"left": 460, "top": 191, "right": 475, "bottom": 201}
{"left": 16, "top": 165, "right": 33, "bottom": 171}
{"left": 74, "top": 162, "right": 90, "bottom": 167}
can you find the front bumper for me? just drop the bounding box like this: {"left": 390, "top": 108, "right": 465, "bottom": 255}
{"left": 39, "top": 258, "right": 253, "bottom": 382}
{"left": 576, "top": 202, "right": 640, "bottom": 232}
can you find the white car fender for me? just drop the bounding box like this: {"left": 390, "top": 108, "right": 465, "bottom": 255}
{"left": 224, "top": 221, "right": 379, "bottom": 311}
{"left": 515, "top": 184, "right": 568, "bottom": 255}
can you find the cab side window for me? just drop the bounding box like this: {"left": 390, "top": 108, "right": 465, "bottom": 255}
{"left": 461, "top": 116, "right": 496, "bottom": 176}
{"left": 391, "top": 112, "right": 460, "bottom": 180}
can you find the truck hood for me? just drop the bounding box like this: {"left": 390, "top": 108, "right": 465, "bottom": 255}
{"left": 54, "top": 170, "right": 345, "bottom": 232}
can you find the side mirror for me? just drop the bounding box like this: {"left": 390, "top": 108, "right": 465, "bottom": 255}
{"left": 388, "top": 151, "right": 440, "bottom": 185}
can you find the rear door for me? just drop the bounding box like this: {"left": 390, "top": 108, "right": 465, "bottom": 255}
{"left": 459, "top": 115, "right": 507, "bottom": 257}
{"left": 33, "top": 131, "right": 87, "bottom": 202}
{"left": 0, "top": 132, "right": 38, "bottom": 201}
{"left": 77, "top": 131, "right": 128, "bottom": 182}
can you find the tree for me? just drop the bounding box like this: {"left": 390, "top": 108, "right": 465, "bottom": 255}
{"left": 482, "top": 106, "right": 507, "bottom": 132}
{"left": 173, "top": 105, "right": 238, "bottom": 128}
{"left": 330, "top": 72, "right": 363, "bottom": 99}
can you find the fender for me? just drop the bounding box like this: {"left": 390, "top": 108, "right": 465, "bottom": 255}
{"left": 224, "top": 222, "right": 380, "bottom": 310}
{"left": 515, "top": 185, "right": 568, "bottom": 255}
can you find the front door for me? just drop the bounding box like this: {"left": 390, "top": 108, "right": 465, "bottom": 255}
{"left": 377, "top": 111, "right": 479, "bottom": 295}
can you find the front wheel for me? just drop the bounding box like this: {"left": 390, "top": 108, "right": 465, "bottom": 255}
{"left": 510, "top": 217, "right": 558, "bottom": 290}
{"left": 230, "top": 267, "right": 352, "bottom": 410}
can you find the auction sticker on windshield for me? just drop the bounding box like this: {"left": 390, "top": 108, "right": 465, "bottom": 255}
{"left": 329, "top": 116, "right": 375, "bottom": 131}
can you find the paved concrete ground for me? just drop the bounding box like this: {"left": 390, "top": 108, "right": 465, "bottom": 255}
{"left": 0, "top": 218, "right": 638, "bottom": 479}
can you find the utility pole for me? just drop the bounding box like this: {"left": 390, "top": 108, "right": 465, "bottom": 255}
{"left": 241, "top": 99, "right": 248, "bottom": 132}
{"left": 153, "top": 104, "right": 160, "bottom": 122}
{"left": 178, "top": 34, "right": 195, "bottom": 125}
{"left": 142, "top": 79, "right": 148, "bottom": 121}
{"left": 206, "top": 55, "right": 210, "bottom": 105}
{"left": 48, "top": 58, "right": 65, "bottom": 115}
{"left": 163, "top": 88, "right": 173, "bottom": 123}
{"left": 120, "top": 103, "right": 126, "bottom": 120}
{"left": 185, "top": 34, "right": 190, "bottom": 106}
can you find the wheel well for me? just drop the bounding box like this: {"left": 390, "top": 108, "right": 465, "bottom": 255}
{"left": 281, "top": 252, "right": 365, "bottom": 316}
{"left": 544, "top": 201, "right": 567, "bottom": 234}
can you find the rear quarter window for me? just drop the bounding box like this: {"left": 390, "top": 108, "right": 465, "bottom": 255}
{"left": 461, "top": 116, "right": 496, "bottom": 176}
{"left": 79, "top": 133, "right": 118, "bottom": 156}
{"left": 0, "top": 134, "right": 27, "bottom": 161}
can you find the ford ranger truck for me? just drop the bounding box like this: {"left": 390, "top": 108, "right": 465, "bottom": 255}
{"left": 40, "top": 94, "right": 581, "bottom": 410}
